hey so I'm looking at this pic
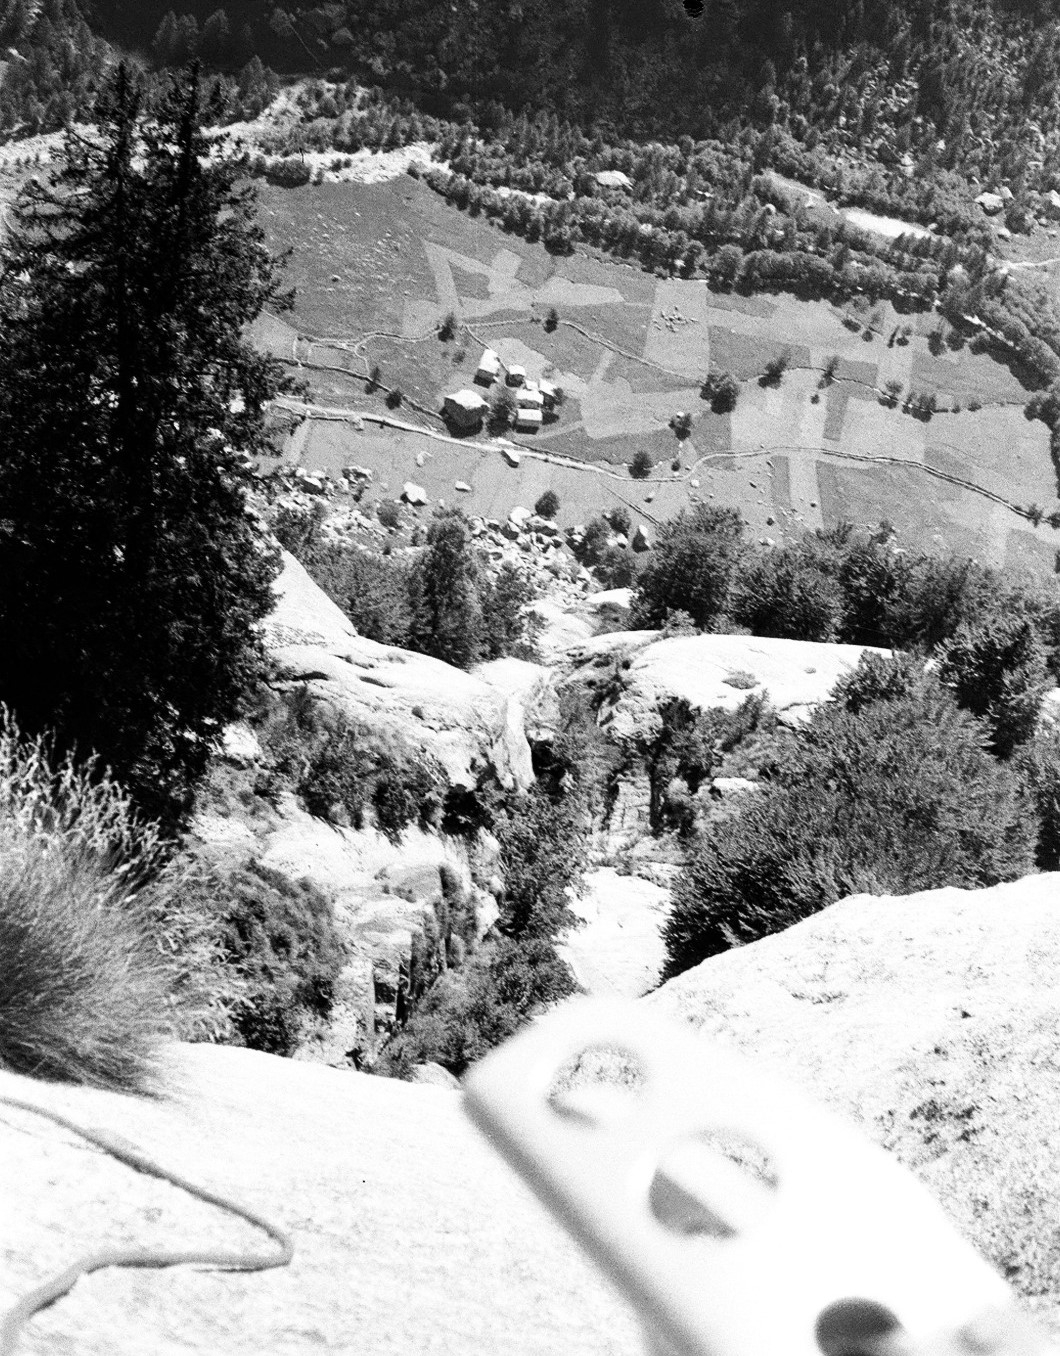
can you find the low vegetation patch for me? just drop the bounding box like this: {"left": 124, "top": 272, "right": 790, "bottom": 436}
{"left": 259, "top": 685, "right": 446, "bottom": 839}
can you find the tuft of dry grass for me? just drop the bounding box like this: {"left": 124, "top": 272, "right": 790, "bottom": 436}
{"left": 0, "top": 712, "right": 244, "bottom": 1093}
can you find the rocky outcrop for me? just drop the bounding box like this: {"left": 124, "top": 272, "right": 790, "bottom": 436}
{"left": 560, "top": 631, "right": 889, "bottom": 742}
{"left": 647, "top": 876, "right": 1060, "bottom": 1330}
{"left": 0, "top": 1046, "right": 642, "bottom": 1355}
{"left": 264, "top": 552, "right": 534, "bottom": 792}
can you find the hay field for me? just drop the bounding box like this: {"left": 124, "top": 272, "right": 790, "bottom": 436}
{"left": 258, "top": 176, "right": 1060, "bottom": 572}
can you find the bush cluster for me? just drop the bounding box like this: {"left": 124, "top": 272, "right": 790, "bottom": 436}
{"left": 260, "top": 686, "right": 445, "bottom": 841}
{"left": 664, "top": 658, "right": 1038, "bottom": 978}
{"left": 199, "top": 861, "right": 347, "bottom": 1057}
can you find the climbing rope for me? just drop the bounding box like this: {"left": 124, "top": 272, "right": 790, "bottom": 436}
{"left": 0, "top": 1094, "right": 295, "bottom": 1355}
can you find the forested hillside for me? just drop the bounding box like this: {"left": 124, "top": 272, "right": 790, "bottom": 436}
{"left": 85, "top": 0, "right": 1060, "bottom": 188}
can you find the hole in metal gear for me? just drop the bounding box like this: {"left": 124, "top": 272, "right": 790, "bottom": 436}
{"left": 815, "top": 1297, "right": 904, "bottom": 1356}
{"left": 547, "top": 1045, "right": 645, "bottom": 1127}
{"left": 648, "top": 1128, "right": 778, "bottom": 1238}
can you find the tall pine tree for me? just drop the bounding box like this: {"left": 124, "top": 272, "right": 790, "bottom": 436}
{"left": 0, "top": 63, "right": 291, "bottom": 824}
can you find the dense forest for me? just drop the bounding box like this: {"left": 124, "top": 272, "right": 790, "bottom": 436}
{"left": 83, "top": 0, "right": 1060, "bottom": 192}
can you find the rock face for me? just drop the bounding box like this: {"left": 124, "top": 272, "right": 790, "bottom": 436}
{"left": 647, "top": 876, "right": 1060, "bottom": 1330}
{"left": 563, "top": 631, "right": 888, "bottom": 741}
{"left": 561, "top": 867, "right": 670, "bottom": 998}
{"left": 264, "top": 552, "right": 534, "bottom": 792}
{"left": 0, "top": 1046, "right": 643, "bottom": 1355}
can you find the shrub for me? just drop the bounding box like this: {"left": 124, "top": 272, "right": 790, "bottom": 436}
{"left": 480, "top": 561, "right": 539, "bottom": 660}
{"left": 377, "top": 499, "right": 402, "bottom": 530}
{"left": 495, "top": 786, "right": 589, "bottom": 940}
{"left": 208, "top": 861, "right": 346, "bottom": 1056}
{"left": 760, "top": 353, "right": 789, "bottom": 386}
{"left": 266, "top": 156, "right": 312, "bottom": 187}
{"left": 630, "top": 448, "right": 654, "bottom": 478}
{"left": 1014, "top": 728, "right": 1060, "bottom": 871}
{"left": 640, "top": 694, "right": 768, "bottom": 834}
{"left": 385, "top": 387, "right": 404, "bottom": 409}
{"left": 574, "top": 515, "right": 612, "bottom": 566}
{"left": 631, "top": 505, "right": 745, "bottom": 629}
{"left": 664, "top": 673, "right": 1037, "bottom": 978}
{"left": 488, "top": 385, "right": 517, "bottom": 433}
{"left": 700, "top": 370, "right": 740, "bottom": 413}
{"left": 438, "top": 310, "right": 458, "bottom": 341}
{"left": 672, "top": 411, "right": 694, "bottom": 439}
{"left": 0, "top": 715, "right": 241, "bottom": 1091}
{"left": 606, "top": 506, "right": 632, "bottom": 537}
{"left": 731, "top": 546, "right": 845, "bottom": 642}
{"left": 534, "top": 489, "right": 561, "bottom": 519}
{"left": 544, "top": 306, "right": 559, "bottom": 332}
{"left": 376, "top": 936, "right": 577, "bottom": 1078}
{"left": 936, "top": 615, "right": 1051, "bottom": 757}
{"left": 595, "top": 543, "right": 638, "bottom": 588}
{"left": 272, "top": 500, "right": 327, "bottom": 556}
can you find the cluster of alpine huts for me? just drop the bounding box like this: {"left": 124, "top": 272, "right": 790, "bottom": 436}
{"left": 443, "top": 347, "right": 559, "bottom": 433}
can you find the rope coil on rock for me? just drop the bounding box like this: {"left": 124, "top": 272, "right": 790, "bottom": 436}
{"left": 0, "top": 1094, "right": 295, "bottom": 1356}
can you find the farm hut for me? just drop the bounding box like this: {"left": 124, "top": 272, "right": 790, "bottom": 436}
{"left": 443, "top": 389, "right": 488, "bottom": 431}
{"left": 506, "top": 364, "right": 527, "bottom": 387}
{"left": 514, "top": 407, "right": 543, "bottom": 431}
{"left": 538, "top": 379, "right": 558, "bottom": 410}
{"left": 595, "top": 170, "right": 633, "bottom": 191}
{"left": 476, "top": 348, "right": 501, "bottom": 384}
{"left": 517, "top": 384, "right": 545, "bottom": 410}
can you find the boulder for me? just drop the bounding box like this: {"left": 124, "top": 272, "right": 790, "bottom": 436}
{"left": 454, "top": 480, "right": 472, "bottom": 493}
{"left": 1039, "top": 687, "right": 1060, "bottom": 733}
{"left": 499, "top": 444, "right": 521, "bottom": 467}
{"left": 0, "top": 1047, "right": 642, "bottom": 1355}
{"left": 401, "top": 481, "right": 428, "bottom": 506}
{"left": 293, "top": 470, "right": 327, "bottom": 496}
{"left": 525, "top": 598, "right": 596, "bottom": 662}
{"left": 976, "top": 191, "right": 1005, "bottom": 215}
{"left": 263, "top": 553, "right": 534, "bottom": 792}
{"left": 631, "top": 524, "right": 652, "bottom": 552}
{"left": 219, "top": 722, "right": 263, "bottom": 768}
{"left": 710, "top": 775, "right": 758, "bottom": 798}
{"left": 578, "top": 588, "right": 633, "bottom": 631}
{"left": 408, "top": 1061, "right": 461, "bottom": 1090}
{"left": 647, "top": 876, "right": 1060, "bottom": 1330}
{"left": 528, "top": 515, "right": 560, "bottom": 537}
{"left": 507, "top": 505, "right": 533, "bottom": 531}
